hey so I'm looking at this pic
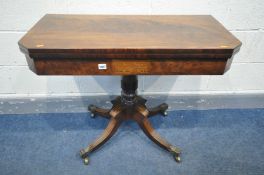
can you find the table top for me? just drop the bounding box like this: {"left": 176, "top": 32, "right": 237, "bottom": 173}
{"left": 19, "top": 14, "right": 241, "bottom": 56}
{"left": 18, "top": 14, "right": 241, "bottom": 75}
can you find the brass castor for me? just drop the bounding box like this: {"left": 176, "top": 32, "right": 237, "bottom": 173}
{"left": 174, "top": 155, "right": 181, "bottom": 162}
{"left": 88, "top": 105, "right": 96, "bottom": 118}
{"left": 90, "top": 113, "right": 95, "bottom": 118}
{"left": 83, "top": 157, "right": 89, "bottom": 165}
{"left": 169, "top": 146, "right": 181, "bottom": 163}
{"left": 162, "top": 111, "right": 168, "bottom": 116}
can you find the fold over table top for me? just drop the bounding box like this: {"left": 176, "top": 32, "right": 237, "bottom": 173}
{"left": 18, "top": 14, "right": 241, "bottom": 75}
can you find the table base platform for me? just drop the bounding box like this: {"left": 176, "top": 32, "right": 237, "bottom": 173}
{"left": 79, "top": 75, "right": 181, "bottom": 165}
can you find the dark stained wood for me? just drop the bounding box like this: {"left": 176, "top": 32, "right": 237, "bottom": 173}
{"left": 33, "top": 58, "right": 227, "bottom": 75}
{"left": 80, "top": 76, "right": 181, "bottom": 164}
{"left": 19, "top": 14, "right": 241, "bottom": 75}
{"left": 19, "top": 15, "right": 240, "bottom": 52}
{"left": 18, "top": 15, "right": 242, "bottom": 165}
{"left": 80, "top": 117, "right": 121, "bottom": 157}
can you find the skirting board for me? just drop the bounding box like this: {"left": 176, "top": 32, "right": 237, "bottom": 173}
{"left": 0, "top": 94, "right": 264, "bottom": 114}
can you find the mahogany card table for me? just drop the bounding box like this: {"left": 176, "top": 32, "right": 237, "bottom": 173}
{"left": 18, "top": 14, "right": 241, "bottom": 165}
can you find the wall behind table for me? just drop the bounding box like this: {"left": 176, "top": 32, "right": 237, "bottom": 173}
{"left": 0, "top": 0, "right": 263, "bottom": 98}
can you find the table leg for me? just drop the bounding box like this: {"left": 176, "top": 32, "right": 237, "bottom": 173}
{"left": 134, "top": 105, "right": 181, "bottom": 162}
{"left": 148, "top": 103, "right": 169, "bottom": 117}
{"left": 80, "top": 117, "right": 122, "bottom": 165}
{"left": 88, "top": 104, "right": 111, "bottom": 119}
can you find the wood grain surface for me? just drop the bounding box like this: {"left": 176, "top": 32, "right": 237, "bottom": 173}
{"left": 18, "top": 14, "right": 241, "bottom": 75}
